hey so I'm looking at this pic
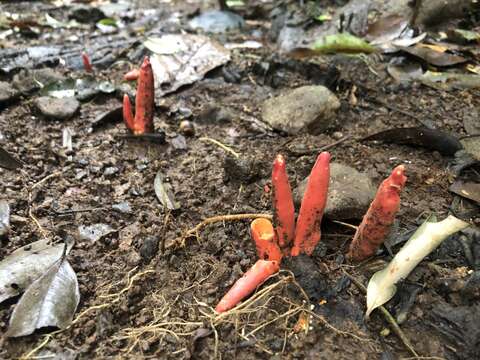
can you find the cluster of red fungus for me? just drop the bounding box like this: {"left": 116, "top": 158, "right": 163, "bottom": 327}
{"left": 113, "top": 52, "right": 408, "bottom": 313}
{"left": 216, "top": 155, "right": 407, "bottom": 313}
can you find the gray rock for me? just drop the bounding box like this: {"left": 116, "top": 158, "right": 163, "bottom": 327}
{"left": 112, "top": 202, "right": 132, "bottom": 214}
{"left": 139, "top": 236, "right": 160, "bottom": 263}
{"left": 0, "top": 82, "right": 19, "bottom": 105}
{"left": 35, "top": 96, "right": 80, "bottom": 120}
{"left": 104, "top": 166, "right": 119, "bottom": 176}
{"left": 78, "top": 223, "right": 114, "bottom": 243}
{"left": 461, "top": 137, "right": 480, "bottom": 161}
{"left": 13, "top": 68, "right": 66, "bottom": 94}
{"left": 294, "top": 163, "right": 375, "bottom": 220}
{"left": 189, "top": 10, "right": 244, "bottom": 33}
{"left": 262, "top": 86, "right": 340, "bottom": 135}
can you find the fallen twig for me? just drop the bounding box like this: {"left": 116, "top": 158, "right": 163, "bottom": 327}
{"left": 343, "top": 271, "right": 419, "bottom": 358}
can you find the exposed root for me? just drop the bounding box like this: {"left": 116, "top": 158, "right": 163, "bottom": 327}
{"left": 21, "top": 268, "right": 155, "bottom": 359}
{"left": 199, "top": 137, "right": 240, "bottom": 158}
{"left": 170, "top": 213, "right": 273, "bottom": 249}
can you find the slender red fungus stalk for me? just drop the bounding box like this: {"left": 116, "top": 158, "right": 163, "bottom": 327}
{"left": 124, "top": 68, "right": 140, "bottom": 81}
{"left": 291, "top": 152, "right": 331, "bottom": 256}
{"left": 215, "top": 260, "right": 279, "bottom": 313}
{"left": 123, "top": 94, "right": 135, "bottom": 131}
{"left": 250, "top": 218, "right": 282, "bottom": 262}
{"left": 347, "top": 165, "right": 407, "bottom": 262}
{"left": 82, "top": 52, "right": 93, "bottom": 72}
{"left": 122, "top": 57, "right": 155, "bottom": 134}
{"left": 272, "top": 154, "right": 295, "bottom": 255}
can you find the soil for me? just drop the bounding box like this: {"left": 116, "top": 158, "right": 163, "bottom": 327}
{"left": 0, "top": 1, "right": 479, "bottom": 359}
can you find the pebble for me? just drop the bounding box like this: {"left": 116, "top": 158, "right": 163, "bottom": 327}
{"left": 294, "top": 162, "right": 376, "bottom": 220}
{"left": 112, "top": 202, "right": 132, "bottom": 214}
{"left": 189, "top": 10, "right": 244, "bottom": 33}
{"left": 139, "top": 236, "right": 160, "bottom": 263}
{"left": 262, "top": 85, "right": 340, "bottom": 135}
{"left": 179, "top": 120, "right": 195, "bottom": 136}
{"left": 104, "top": 166, "right": 119, "bottom": 176}
{"left": 78, "top": 223, "right": 114, "bottom": 243}
{"left": 34, "top": 96, "right": 80, "bottom": 120}
{"left": 0, "top": 82, "right": 19, "bottom": 105}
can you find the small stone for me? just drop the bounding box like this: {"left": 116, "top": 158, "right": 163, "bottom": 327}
{"left": 35, "top": 96, "right": 80, "bottom": 120}
{"left": 112, "top": 202, "right": 132, "bottom": 214}
{"left": 13, "top": 68, "right": 65, "bottom": 94}
{"left": 223, "top": 155, "right": 261, "bottom": 184}
{"left": 332, "top": 131, "right": 344, "bottom": 140}
{"left": 178, "top": 107, "right": 192, "bottom": 118}
{"left": 189, "top": 10, "right": 244, "bottom": 33}
{"left": 179, "top": 120, "right": 195, "bottom": 136}
{"left": 294, "top": 163, "right": 376, "bottom": 220}
{"left": 69, "top": 5, "right": 106, "bottom": 23}
{"left": 171, "top": 135, "right": 188, "bottom": 150}
{"left": 139, "top": 236, "right": 160, "bottom": 263}
{"left": 104, "top": 166, "right": 119, "bottom": 176}
{"left": 461, "top": 137, "right": 480, "bottom": 160}
{"left": 262, "top": 85, "right": 340, "bottom": 135}
{"left": 78, "top": 223, "right": 114, "bottom": 243}
{"left": 0, "top": 82, "right": 19, "bottom": 105}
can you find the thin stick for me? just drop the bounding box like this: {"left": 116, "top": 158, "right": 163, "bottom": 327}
{"left": 290, "top": 136, "right": 351, "bottom": 156}
{"left": 200, "top": 137, "right": 240, "bottom": 158}
{"left": 332, "top": 220, "right": 358, "bottom": 231}
{"left": 344, "top": 271, "right": 419, "bottom": 358}
{"left": 170, "top": 213, "right": 273, "bottom": 249}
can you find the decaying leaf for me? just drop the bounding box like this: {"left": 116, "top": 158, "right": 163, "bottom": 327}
{"left": 366, "top": 215, "right": 470, "bottom": 317}
{"left": 154, "top": 170, "right": 180, "bottom": 210}
{"left": 449, "top": 181, "right": 480, "bottom": 204}
{"left": 7, "top": 254, "right": 80, "bottom": 337}
{"left": 363, "top": 127, "right": 463, "bottom": 156}
{"left": 398, "top": 45, "right": 467, "bottom": 67}
{"left": 0, "top": 239, "right": 74, "bottom": 303}
{"left": 0, "top": 146, "right": 22, "bottom": 170}
{"left": 311, "top": 33, "right": 377, "bottom": 54}
{"left": 0, "top": 200, "right": 10, "bottom": 237}
{"left": 144, "top": 35, "right": 230, "bottom": 101}
{"left": 418, "top": 71, "right": 480, "bottom": 90}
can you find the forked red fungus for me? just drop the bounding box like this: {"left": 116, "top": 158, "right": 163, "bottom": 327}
{"left": 251, "top": 218, "right": 282, "bottom": 262}
{"left": 272, "top": 154, "right": 295, "bottom": 255}
{"left": 215, "top": 260, "right": 280, "bottom": 313}
{"left": 347, "top": 165, "right": 407, "bottom": 262}
{"left": 291, "top": 152, "right": 331, "bottom": 256}
{"left": 123, "top": 57, "right": 155, "bottom": 135}
{"left": 82, "top": 52, "right": 93, "bottom": 72}
{"left": 124, "top": 68, "right": 140, "bottom": 81}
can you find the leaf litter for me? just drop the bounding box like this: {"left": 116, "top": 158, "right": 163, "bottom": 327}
{"left": 7, "top": 243, "right": 80, "bottom": 337}
{"left": 0, "top": 238, "right": 74, "bottom": 303}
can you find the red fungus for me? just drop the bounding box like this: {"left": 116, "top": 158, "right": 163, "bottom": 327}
{"left": 215, "top": 260, "right": 279, "bottom": 313}
{"left": 291, "top": 152, "right": 331, "bottom": 256}
{"left": 347, "top": 165, "right": 407, "bottom": 262}
{"left": 272, "top": 154, "right": 296, "bottom": 255}
{"left": 124, "top": 68, "right": 140, "bottom": 81}
{"left": 250, "top": 218, "right": 282, "bottom": 262}
{"left": 122, "top": 57, "right": 155, "bottom": 134}
{"left": 82, "top": 52, "right": 93, "bottom": 72}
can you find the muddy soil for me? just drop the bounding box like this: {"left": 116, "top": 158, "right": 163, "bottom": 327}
{"left": 0, "top": 1, "right": 479, "bottom": 359}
